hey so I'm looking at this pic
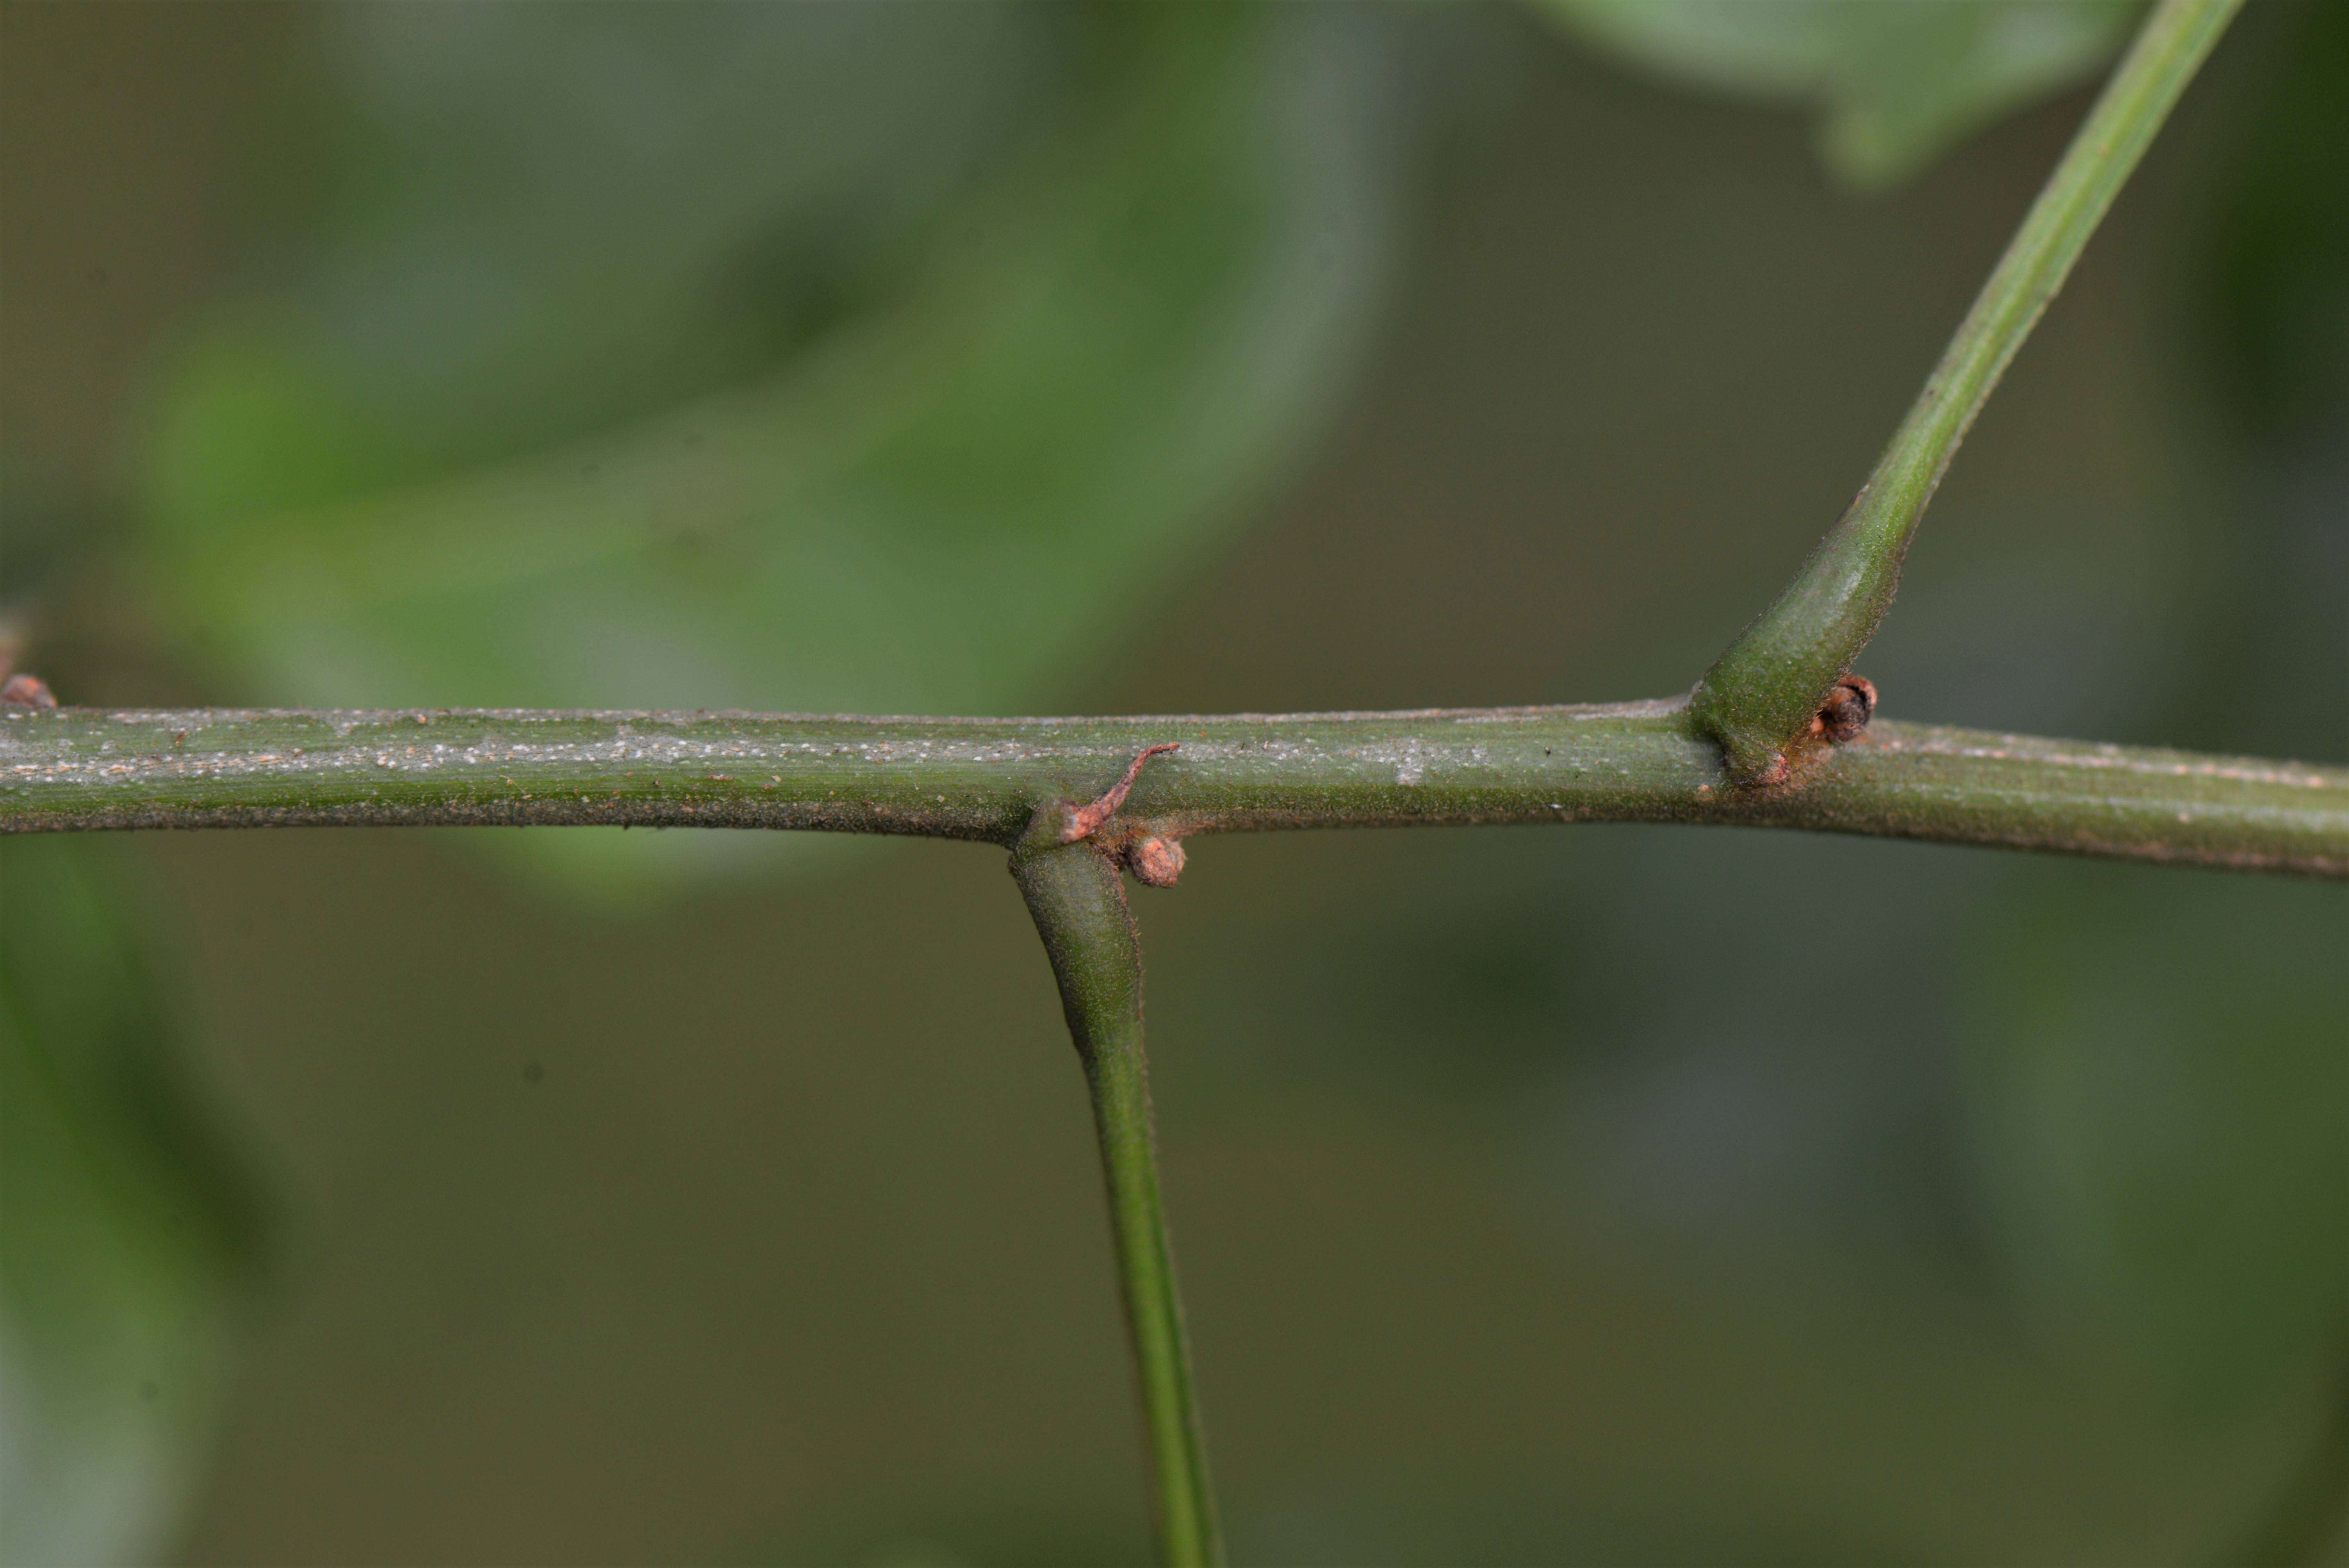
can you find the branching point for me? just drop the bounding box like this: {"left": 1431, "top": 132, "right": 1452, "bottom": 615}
{"left": 1740, "top": 675, "right": 1880, "bottom": 792}
{"left": 1686, "top": 0, "right": 2243, "bottom": 783}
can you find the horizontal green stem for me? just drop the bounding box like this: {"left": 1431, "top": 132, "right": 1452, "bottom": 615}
{"left": 4, "top": 704, "right": 2342, "bottom": 875}
{"left": 1690, "top": 0, "right": 2244, "bottom": 779}
{"left": 1012, "top": 832, "right": 1221, "bottom": 1567}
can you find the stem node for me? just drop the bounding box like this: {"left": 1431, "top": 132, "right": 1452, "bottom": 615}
{"left": 1688, "top": 0, "right": 2243, "bottom": 779}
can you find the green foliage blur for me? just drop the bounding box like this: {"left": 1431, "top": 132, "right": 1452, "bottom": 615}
{"left": 1529, "top": 0, "right": 2142, "bottom": 186}
{"left": 2, "top": 2, "right": 2342, "bottom": 1564}
{"left": 135, "top": 3, "right": 1431, "bottom": 893}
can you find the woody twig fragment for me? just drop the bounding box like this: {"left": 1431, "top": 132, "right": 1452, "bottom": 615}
{"left": 1062, "top": 743, "right": 1181, "bottom": 843}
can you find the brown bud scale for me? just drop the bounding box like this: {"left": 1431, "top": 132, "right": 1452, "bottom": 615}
{"left": 1128, "top": 836, "right": 1185, "bottom": 887}
{"left": 1, "top": 674, "right": 57, "bottom": 708}
{"left": 1811, "top": 675, "right": 1878, "bottom": 745}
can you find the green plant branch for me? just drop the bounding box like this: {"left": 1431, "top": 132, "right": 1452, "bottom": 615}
{"left": 5, "top": 705, "right": 2344, "bottom": 875}
{"left": 1011, "top": 822, "right": 1221, "bottom": 1568}
{"left": 1690, "top": 0, "right": 2246, "bottom": 782}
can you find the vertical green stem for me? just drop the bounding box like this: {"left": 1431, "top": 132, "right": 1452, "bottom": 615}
{"left": 1690, "top": 0, "right": 2245, "bottom": 780}
{"left": 1011, "top": 828, "right": 1222, "bottom": 1568}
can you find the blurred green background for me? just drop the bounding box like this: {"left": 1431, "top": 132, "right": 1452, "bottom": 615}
{"left": 2, "top": 3, "right": 2344, "bottom": 1564}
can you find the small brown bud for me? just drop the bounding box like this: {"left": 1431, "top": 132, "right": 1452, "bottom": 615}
{"left": 1128, "top": 836, "right": 1185, "bottom": 887}
{"left": 1, "top": 674, "right": 57, "bottom": 708}
{"left": 1754, "top": 752, "right": 1791, "bottom": 788}
{"left": 1811, "top": 675, "right": 1877, "bottom": 744}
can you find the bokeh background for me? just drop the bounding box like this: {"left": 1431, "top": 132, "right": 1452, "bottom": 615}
{"left": 4, "top": 3, "right": 2345, "bottom": 1564}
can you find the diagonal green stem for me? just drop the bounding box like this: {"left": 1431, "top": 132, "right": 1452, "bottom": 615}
{"left": 1011, "top": 824, "right": 1221, "bottom": 1568}
{"left": 1690, "top": 0, "right": 2246, "bottom": 782}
